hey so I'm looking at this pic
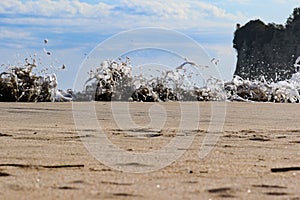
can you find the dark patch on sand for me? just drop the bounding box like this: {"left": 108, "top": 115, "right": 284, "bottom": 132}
{"left": 207, "top": 187, "right": 236, "bottom": 198}
{"left": 0, "top": 133, "right": 13, "bottom": 137}
{"left": 271, "top": 167, "right": 300, "bottom": 173}
{"left": 249, "top": 135, "right": 270, "bottom": 142}
{"left": 7, "top": 107, "right": 68, "bottom": 112}
{"left": 0, "top": 163, "right": 84, "bottom": 169}
{"left": 112, "top": 193, "right": 141, "bottom": 197}
{"left": 264, "top": 192, "right": 288, "bottom": 196}
{"left": 116, "top": 162, "right": 152, "bottom": 167}
{"left": 101, "top": 181, "right": 133, "bottom": 186}
{"left": 57, "top": 186, "right": 78, "bottom": 190}
{"left": 0, "top": 172, "right": 11, "bottom": 177}
{"left": 69, "top": 180, "right": 86, "bottom": 184}
{"left": 89, "top": 168, "right": 112, "bottom": 172}
{"left": 289, "top": 141, "right": 300, "bottom": 144}
{"left": 252, "top": 184, "right": 287, "bottom": 189}
{"left": 208, "top": 187, "right": 233, "bottom": 193}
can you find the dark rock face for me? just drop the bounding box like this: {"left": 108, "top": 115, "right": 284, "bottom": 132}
{"left": 233, "top": 8, "right": 300, "bottom": 82}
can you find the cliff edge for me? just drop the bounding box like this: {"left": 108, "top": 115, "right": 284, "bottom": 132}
{"left": 233, "top": 8, "right": 300, "bottom": 81}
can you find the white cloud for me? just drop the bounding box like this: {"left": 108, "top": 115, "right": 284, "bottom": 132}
{"left": 192, "top": 1, "right": 245, "bottom": 21}
{"left": 0, "top": 0, "right": 113, "bottom": 17}
{"left": 273, "top": 0, "right": 296, "bottom": 3}
{"left": 119, "top": 0, "right": 190, "bottom": 19}
{"left": 226, "top": 0, "right": 250, "bottom": 5}
{"left": 0, "top": 28, "right": 32, "bottom": 40}
{"left": 0, "top": 0, "right": 245, "bottom": 31}
{"left": 116, "top": 0, "right": 246, "bottom": 23}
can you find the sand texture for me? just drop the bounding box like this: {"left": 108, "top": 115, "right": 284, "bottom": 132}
{"left": 0, "top": 102, "right": 300, "bottom": 199}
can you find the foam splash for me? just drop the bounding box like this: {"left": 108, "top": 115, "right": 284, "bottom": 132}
{"left": 225, "top": 73, "right": 300, "bottom": 103}
{"left": 0, "top": 57, "right": 58, "bottom": 102}
{"left": 83, "top": 58, "right": 213, "bottom": 102}
{"left": 1, "top": 53, "right": 299, "bottom": 103}
{"left": 82, "top": 56, "right": 300, "bottom": 103}
{"left": 0, "top": 37, "right": 73, "bottom": 102}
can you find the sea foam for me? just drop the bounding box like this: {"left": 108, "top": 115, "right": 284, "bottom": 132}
{"left": 81, "top": 57, "right": 300, "bottom": 103}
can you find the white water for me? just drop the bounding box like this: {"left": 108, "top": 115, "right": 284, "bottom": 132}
{"left": 1, "top": 54, "right": 299, "bottom": 103}
{"left": 82, "top": 56, "right": 300, "bottom": 103}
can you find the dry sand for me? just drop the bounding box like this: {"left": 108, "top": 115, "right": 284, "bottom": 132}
{"left": 0, "top": 102, "right": 300, "bottom": 199}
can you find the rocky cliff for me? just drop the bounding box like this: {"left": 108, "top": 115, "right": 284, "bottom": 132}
{"left": 233, "top": 8, "right": 300, "bottom": 82}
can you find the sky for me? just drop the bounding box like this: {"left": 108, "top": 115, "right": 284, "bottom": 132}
{"left": 0, "top": 0, "right": 299, "bottom": 89}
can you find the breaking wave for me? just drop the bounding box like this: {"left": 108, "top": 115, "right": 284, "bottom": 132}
{"left": 0, "top": 57, "right": 58, "bottom": 102}
{"left": 80, "top": 56, "right": 300, "bottom": 103}
{"left": 1, "top": 55, "right": 300, "bottom": 103}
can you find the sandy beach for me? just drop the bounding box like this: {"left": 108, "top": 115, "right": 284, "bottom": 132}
{"left": 0, "top": 102, "right": 300, "bottom": 199}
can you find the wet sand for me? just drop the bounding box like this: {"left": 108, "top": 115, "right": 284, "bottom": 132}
{"left": 0, "top": 102, "right": 300, "bottom": 199}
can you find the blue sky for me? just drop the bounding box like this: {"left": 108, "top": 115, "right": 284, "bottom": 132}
{"left": 0, "top": 0, "right": 299, "bottom": 89}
